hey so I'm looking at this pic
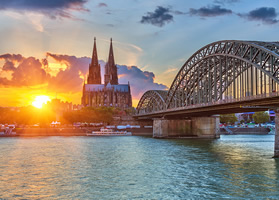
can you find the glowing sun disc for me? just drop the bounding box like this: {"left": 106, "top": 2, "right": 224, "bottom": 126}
{"left": 32, "top": 95, "right": 50, "bottom": 108}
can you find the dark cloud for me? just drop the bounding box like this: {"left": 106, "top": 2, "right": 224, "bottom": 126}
{"left": 174, "top": 10, "right": 186, "bottom": 15}
{"left": 98, "top": 3, "right": 108, "bottom": 8}
{"left": 0, "top": 54, "right": 24, "bottom": 63}
{"left": 117, "top": 65, "right": 168, "bottom": 100}
{"left": 0, "top": 55, "right": 50, "bottom": 86}
{"left": 46, "top": 53, "right": 89, "bottom": 93}
{"left": 0, "top": 0, "right": 89, "bottom": 20}
{"left": 2, "top": 61, "right": 16, "bottom": 72}
{"left": 41, "top": 58, "right": 48, "bottom": 67}
{"left": 189, "top": 5, "right": 232, "bottom": 17}
{"left": 0, "top": 0, "right": 87, "bottom": 9}
{"left": 12, "top": 57, "right": 49, "bottom": 86}
{"left": 0, "top": 77, "right": 10, "bottom": 86}
{"left": 238, "top": 7, "right": 278, "bottom": 24}
{"left": 140, "top": 6, "right": 173, "bottom": 27}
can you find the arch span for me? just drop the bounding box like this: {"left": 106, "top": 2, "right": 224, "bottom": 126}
{"left": 136, "top": 40, "right": 279, "bottom": 115}
{"left": 136, "top": 90, "right": 167, "bottom": 115}
{"left": 167, "top": 40, "right": 279, "bottom": 109}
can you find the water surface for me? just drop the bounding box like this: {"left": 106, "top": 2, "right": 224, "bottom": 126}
{"left": 0, "top": 135, "right": 278, "bottom": 199}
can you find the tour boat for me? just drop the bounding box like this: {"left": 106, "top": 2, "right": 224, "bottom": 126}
{"left": 87, "top": 128, "right": 132, "bottom": 136}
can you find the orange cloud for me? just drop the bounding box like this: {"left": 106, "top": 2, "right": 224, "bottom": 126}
{"left": 0, "top": 52, "right": 168, "bottom": 107}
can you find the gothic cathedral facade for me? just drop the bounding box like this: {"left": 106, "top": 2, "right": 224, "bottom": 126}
{"left": 81, "top": 38, "right": 132, "bottom": 109}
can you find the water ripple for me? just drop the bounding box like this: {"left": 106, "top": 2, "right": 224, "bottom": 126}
{"left": 0, "top": 135, "right": 279, "bottom": 199}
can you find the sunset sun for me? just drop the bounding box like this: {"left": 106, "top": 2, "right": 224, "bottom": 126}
{"left": 32, "top": 95, "right": 51, "bottom": 108}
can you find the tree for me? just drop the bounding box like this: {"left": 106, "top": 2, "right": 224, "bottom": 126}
{"left": 253, "top": 111, "right": 269, "bottom": 124}
{"left": 125, "top": 107, "right": 136, "bottom": 116}
{"left": 220, "top": 114, "right": 238, "bottom": 124}
{"left": 62, "top": 107, "right": 114, "bottom": 124}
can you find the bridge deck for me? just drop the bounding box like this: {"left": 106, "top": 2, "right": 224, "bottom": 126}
{"left": 135, "top": 92, "right": 279, "bottom": 119}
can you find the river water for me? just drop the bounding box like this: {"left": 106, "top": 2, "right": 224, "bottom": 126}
{"left": 0, "top": 135, "right": 279, "bottom": 199}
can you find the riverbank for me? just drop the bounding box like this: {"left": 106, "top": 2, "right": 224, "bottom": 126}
{"left": 0, "top": 127, "right": 154, "bottom": 137}
{"left": 220, "top": 127, "right": 270, "bottom": 135}
{"left": 0, "top": 127, "right": 271, "bottom": 137}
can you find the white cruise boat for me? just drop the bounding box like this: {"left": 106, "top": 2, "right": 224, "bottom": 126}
{"left": 87, "top": 128, "right": 132, "bottom": 136}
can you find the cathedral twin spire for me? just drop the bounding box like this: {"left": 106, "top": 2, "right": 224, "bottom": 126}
{"left": 87, "top": 37, "right": 101, "bottom": 84}
{"left": 87, "top": 38, "right": 118, "bottom": 86}
{"left": 105, "top": 38, "right": 118, "bottom": 85}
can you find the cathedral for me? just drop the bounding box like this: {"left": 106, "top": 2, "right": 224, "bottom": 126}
{"left": 81, "top": 38, "right": 132, "bottom": 109}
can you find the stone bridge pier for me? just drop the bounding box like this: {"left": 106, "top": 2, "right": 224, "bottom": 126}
{"left": 153, "top": 116, "right": 220, "bottom": 139}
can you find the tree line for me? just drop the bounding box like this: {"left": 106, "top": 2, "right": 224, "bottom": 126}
{"left": 220, "top": 111, "right": 270, "bottom": 124}
{"left": 0, "top": 106, "right": 134, "bottom": 126}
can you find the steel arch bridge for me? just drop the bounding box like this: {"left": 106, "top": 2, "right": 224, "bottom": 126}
{"left": 136, "top": 40, "right": 279, "bottom": 118}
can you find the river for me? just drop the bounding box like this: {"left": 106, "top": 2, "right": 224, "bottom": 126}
{"left": 0, "top": 135, "right": 279, "bottom": 199}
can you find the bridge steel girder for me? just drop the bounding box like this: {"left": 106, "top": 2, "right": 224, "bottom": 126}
{"left": 166, "top": 40, "right": 279, "bottom": 109}
{"left": 136, "top": 40, "right": 279, "bottom": 117}
{"left": 136, "top": 90, "right": 167, "bottom": 115}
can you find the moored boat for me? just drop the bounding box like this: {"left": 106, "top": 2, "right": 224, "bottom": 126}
{"left": 87, "top": 128, "right": 132, "bottom": 136}
{"left": 0, "top": 124, "right": 17, "bottom": 136}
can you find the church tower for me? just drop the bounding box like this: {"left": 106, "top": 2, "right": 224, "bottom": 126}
{"left": 87, "top": 37, "right": 101, "bottom": 84}
{"left": 82, "top": 37, "right": 132, "bottom": 109}
{"left": 104, "top": 38, "right": 118, "bottom": 86}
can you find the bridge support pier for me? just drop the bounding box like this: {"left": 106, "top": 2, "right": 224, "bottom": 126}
{"left": 191, "top": 116, "right": 220, "bottom": 139}
{"left": 153, "top": 116, "right": 220, "bottom": 139}
{"left": 274, "top": 110, "right": 279, "bottom": 158}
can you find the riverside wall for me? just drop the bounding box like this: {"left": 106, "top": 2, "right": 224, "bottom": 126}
{"left": 1, "top": 127, "right": 154, "bottom": 137}
{"left": 220, "top": 127, "right": 270, "bottom": 135}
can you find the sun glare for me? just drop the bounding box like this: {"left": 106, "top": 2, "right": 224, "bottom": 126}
{"left": 32, "top": 95, "right": 51, "bottom": 108}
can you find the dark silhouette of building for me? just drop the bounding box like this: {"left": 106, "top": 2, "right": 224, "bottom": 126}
{"left": 81, "top": 38, "right": 132, "bottom": 109}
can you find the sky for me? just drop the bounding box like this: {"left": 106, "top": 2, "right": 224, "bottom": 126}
{"left": 0, "top": 0, "right": 279, "bottom": 107}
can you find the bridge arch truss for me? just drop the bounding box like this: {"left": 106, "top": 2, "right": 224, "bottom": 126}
{"left": 136, "top": 40, "right": 279, "bottom": 115}
{"left": 166, "top": 40, "right": 279, "bottom": 109}
{"left": 136, "top": 90, "right": 167, "bottom": 115}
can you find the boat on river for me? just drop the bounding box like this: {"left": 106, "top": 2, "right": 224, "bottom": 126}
{"left": 87, "top": 128, "right": 132, "bottom": 136}
{"left": 0, "top": 125, "right": 17, "bottom": 136}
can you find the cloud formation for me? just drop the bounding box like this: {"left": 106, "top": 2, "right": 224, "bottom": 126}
{"left": 140, "top": 6, "right": 173, "bottom": 27}
{"left": 0, "top": 54, "right": 24, "bottom": 63}
{"left": 0, "top": 54, "right": 50, "bottom": 86}
{"left": 238, "top": 7, "right": 278, "bottom": 24}
{"left": 117, "top": 65, "right": 168, "bottom": 100}
{"left": 0, "top": 0, "right": 89, "bottom": 20}
{"left": 0, "top": 53, "right": 168, "bottom": 103}
{"left": 189, "top": 5, "right": 232, "bottom": 17}
{"left": 98, "top": 3, "right": 108, "bottom": 8}
{"left": 46, "top": 53, "right": 89, "bottom": 93}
